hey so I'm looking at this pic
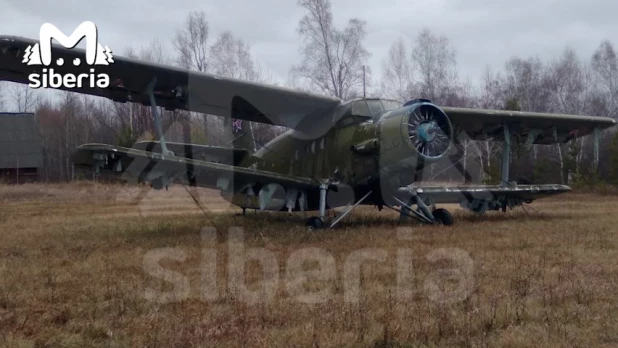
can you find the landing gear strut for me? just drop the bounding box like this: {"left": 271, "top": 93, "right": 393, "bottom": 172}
{"left": 305, "top": 183, "right": 329, "bottom": 230}
{"left": 389, "top": 187, "right": 454, "bottom": 226}
{"left": 306, "top": 184, "right": 373, "bottom": 230}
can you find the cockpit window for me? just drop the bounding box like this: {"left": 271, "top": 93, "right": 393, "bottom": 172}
{"left": 350, "top": 100, "right": 372, "bottom": 117}
{"left": 366, "top": 100, "right": 385, "bottom": 116}
{"left": 382, "top": 100, "right": 403, "bottom": 111}
{"left": 339, "top": 99, "right": 404, "bottom": 126}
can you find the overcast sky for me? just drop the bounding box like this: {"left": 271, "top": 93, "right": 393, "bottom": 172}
{"left": 1, "top": 0, "right": 617, "bottom": 93}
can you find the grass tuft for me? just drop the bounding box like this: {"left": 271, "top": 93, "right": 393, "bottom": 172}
{"left": 0, "top": 183, "right": 617, "bottom": 347}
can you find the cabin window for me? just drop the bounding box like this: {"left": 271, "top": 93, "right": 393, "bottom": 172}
{"left": 311, "top": 141, "right": 316, "bottom": 154}
{"left": 320, "top": 138, "right": 325, "bottom": 150}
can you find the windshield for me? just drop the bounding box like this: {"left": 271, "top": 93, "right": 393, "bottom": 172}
{"left": 382, "top": 100, "right": 403, "bottom": 111}
{"left": 366, "top": 99, "right": 385, "bottom": 116}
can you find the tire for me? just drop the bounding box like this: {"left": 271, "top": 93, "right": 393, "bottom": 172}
{"left": 433, "top": 208, "right": 454, "bottom": 226}
{"left": 306, "top": 216, "right": 325, "bottom": 230}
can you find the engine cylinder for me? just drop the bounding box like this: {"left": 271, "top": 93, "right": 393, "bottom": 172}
{"left": 377, "top": 101, "right": 453, "bottom": 179}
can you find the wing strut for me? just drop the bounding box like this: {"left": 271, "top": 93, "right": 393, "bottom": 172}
{"left": 393, "top": 187, "right": 436, "bottom": 224}
{"left": 501, "top": 123, "right": 511, "bottom": 186}
{"left": 145, "top": 78, "right": 173, "bottom": 157}
{"left": 328, "top": 190, "right": 373, "bottom": 229}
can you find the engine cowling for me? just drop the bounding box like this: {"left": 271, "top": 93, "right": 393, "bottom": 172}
{"left": 377, "top": 100, "right": 453, "bottom": 177}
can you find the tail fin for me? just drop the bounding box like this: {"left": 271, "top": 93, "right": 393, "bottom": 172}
{"left": 230, "top": 119, "right": 257, "bottom": 154}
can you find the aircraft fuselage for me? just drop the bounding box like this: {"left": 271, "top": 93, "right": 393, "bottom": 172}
{"left": 221, "top": 98, "right": 454, "bottom": 211}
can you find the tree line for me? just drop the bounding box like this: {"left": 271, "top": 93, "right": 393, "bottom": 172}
{"left": 0, "top": 0, "right": 617, "bottom": 187}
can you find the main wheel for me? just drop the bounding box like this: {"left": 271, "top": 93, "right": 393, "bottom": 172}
{"left": 306, "top": 216, "right": 325, "bottom": 230}
{"left": 433, "top": 208, "right": 454, "bottom": 226}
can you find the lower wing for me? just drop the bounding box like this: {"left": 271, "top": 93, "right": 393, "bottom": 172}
{"left": 417, "top": 184, "right": 570, "bottom": 212}
{"left": 71, "top": 143, "right": 318, "bottom": 192}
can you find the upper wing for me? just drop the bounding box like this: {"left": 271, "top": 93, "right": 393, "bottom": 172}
{"left": 72, "top": 143, "right": 318, "bottom": 191}
{"left": 443, "top": 107, "right": 616, "bottom": 144}
{"left": 0, "top": 35, "right": 341, "bottom": 129}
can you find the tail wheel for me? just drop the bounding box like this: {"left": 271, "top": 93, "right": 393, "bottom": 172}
{"left": 433, "top": 208, "right": 454, "bottom": 226}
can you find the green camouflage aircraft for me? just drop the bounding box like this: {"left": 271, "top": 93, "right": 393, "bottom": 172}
{"left": 1, "top": 35, "right": 616, "bottom": 229}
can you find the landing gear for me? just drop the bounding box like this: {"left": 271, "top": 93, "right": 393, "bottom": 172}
{"left": 306, "top": 184, "right": 373, "bottom": 230}
{"left": 390, "top": 187, "right": 454, "bottom": 226}
{"left": 306, "top": 183, "right": 329, "bottom": 231}
{"left": 432, "top": 208, "right": 454, "bottom": 226}
{"left": 306, "top": 216, "right": 324, "bottom": 230}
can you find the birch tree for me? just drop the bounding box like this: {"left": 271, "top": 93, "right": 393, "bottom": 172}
{"left": 547, "top": 48, "right": 589, "bottom": 178}
{"left": 502, "top": 57, "right": 551, "bottom": 112}
{"left": 210, "top": 31, "right": 260, "bottom": 81}
{"left": 174, "top": 11, "right": 210, "bottom": 72}
{"left": 591, "top": 40, "right": 618, "bottom": 117}
{"left": 293, "top": 0, "right": 370, "bottom": 99}
{"left": 380, "top": 38, "right": 414, "bottom": 102}
{"left": 470, "top": 66, "right": 503, "bottom": 181}
{"left": 411, "top": 29, "right": 458, "bottom": 105}
{"left": 174, "top": 11, "right": 212, "bottom": 140}
{"left": 209, "top": 31, "right": 284, "bottom": 144}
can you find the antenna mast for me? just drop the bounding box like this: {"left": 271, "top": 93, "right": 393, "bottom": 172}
{"left": 363, "top": 65, "right": 366, "bottom": 97}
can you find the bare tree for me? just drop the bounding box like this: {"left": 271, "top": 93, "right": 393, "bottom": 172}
{"left": 209, "top": 31, "right": 284, "bottom": 144}
{"left": 10, "top": 83, "right": 38, "bottom": 113}
{"left": 287, "top": 70, "right": 313, "bottom": 93}
{"left": 210, "top": 31, "right": 260, "bottom": 81}
{"left": 140, "top": 39, "right": 168, "bottom": 64}
{"left": 502, "top": 56, "right": 551, "bottom": 112}
{"left": 293, "top": 0, "right": 370, "bottom": 99}
{"left": 547, "top": 48, "right": 591, "bottom": 177}
{"left": 591, "top": 40, "right": 618, "bottom": 117}
{"left": 380, "top": 38, "right": 414, "bottom": 102}
{"left": 548, "top": 48, "right": 586, "bottom": 114}
{"left": 411, "top": 29, "right": 457, "bottom": 105}
{"left": 468, "top": 66, "right": 503, "bottom": 181}
{"left": 173, "top": 11, "right": 216, "bottom": 144}
{"left": 174, "top": 11, "right": 210, "bottom": 72}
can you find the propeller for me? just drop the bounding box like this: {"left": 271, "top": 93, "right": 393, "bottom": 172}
{"left": 406, "top": 103, "right": 453, "bottom": 159}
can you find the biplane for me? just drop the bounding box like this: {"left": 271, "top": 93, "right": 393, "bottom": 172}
{"left": 0, "top": 35, "right": 615, "bottom": 229}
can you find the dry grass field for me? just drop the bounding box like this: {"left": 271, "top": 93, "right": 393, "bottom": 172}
{"left": 0, "top": 182, "right": 617, "bottom": 347}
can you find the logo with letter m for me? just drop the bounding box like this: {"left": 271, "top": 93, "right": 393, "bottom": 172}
{"left": 22, "top": 21, "right": 113, "bottom": 67}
